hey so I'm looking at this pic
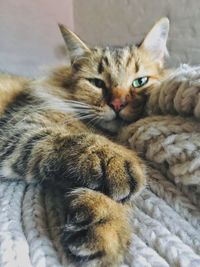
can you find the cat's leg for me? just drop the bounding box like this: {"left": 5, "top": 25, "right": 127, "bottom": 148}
{"left": 0, "top": 123, "right": 145, "bottom": 265}
{"left": 62, "top": 188, "right": 131, "bottom": 267}
{"left": 0, "top": 125, "right": 146, "bottom": 202}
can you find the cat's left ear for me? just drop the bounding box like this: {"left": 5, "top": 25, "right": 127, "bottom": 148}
{"left": 58, "top": 24, "right": 90, "bottom": 61}
{"left": 139, "top": 17, "right": 169, "bottom": 63}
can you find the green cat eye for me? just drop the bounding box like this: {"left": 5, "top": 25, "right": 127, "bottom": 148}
{"left": 132, "top": 77, "right": 149, "bottom": 88}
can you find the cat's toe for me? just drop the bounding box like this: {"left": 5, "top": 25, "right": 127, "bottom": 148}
{"left": 62, "top": 217, "right": 130, "bottom": 267}
{"left": 62, "top": 188, "right": 131, "bottom": 267}
{"left": 103, "top": 154, "right": 146, "bottom": 202}
{"left": 62, "top": 228, "right": 105, "bottom": 261}
{"left": 63, "top": 188, "right": 110, "bottom": 232}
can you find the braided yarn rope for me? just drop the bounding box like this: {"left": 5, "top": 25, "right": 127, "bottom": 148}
{"left": 0, "top": 64, "right": 200, "bottom": 266}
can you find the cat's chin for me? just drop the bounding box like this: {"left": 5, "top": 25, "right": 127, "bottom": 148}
{"left": 98, "top": 119, "right": 125, "bottom": 134}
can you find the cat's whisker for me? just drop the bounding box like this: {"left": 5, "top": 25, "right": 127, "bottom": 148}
{"left": 76, "top": 114, "right": 96, "bottom": 120}
{"left": 25, "top": 103, "right": 74, "bottom": 115}
{"left": 86, "top": 115, "right": 103, "bottom": 127}
{"left": 69, "top": 108, "right": 94, "bottom": 114}
{"left": 63, "top": 100, "right": 91, "bottom": 106}
{"left": 63, "top": 101, "right": 93, "bottom": 110}
{"left": 86, "top": 117, "right": 98, "bottom": 127}
{"left": 63, "top": 100, "right": 102, "bottom": 113}
{"left": 64, "top": 104, "right": 91, "bottom": 109}
{"left": 38, "top": 102, "right": 97, "bottom": 116}
{"left": 62, "top": 113, "right": 97, "bottom": 125}
{"left": 66, "top": 105, "right": 99, "bottom": 114}
{"left": 66, "top": 105, "right": 92, "bottom": 110}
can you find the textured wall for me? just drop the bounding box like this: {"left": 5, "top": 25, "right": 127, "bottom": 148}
{"left": 74, "top": 0, "right": 200, "bottom": 67}
{"left": 0, "top": 0, "right": 73, "bottom": 77}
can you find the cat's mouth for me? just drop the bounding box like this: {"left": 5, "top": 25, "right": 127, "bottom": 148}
{"left": 95, "top": 104, "right": 144, "bottom": 133}
{"left": 93, "top": 108, "right": 131, "bottom": 133}
{"left": 65, "top": 100, "right": 133, "bottom": 133}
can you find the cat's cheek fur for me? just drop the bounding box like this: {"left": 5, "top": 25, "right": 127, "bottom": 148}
{"left": 119, "top": 104, "right": 144, "bottom": 122}
{"left": 100, "top": 105, "right": 116, "bottom": 121}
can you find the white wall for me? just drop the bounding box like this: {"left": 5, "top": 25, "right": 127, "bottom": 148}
{"left": 1, "top": 0, "right": 200, "bottom": 77}
{"left": 0, "top": 0, "right": 73, "bottom": 77}
{"left": 74, "top": 0, "right": 200, "bottom": 67}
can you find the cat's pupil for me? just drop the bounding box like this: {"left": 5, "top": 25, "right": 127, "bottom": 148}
{"left": 133, "top": 77, "right": 148, "bottom": 88}
{"left": 88, "top": 78, "right": 106, "bottom": 89}
{"left": 138, "top": 78, "right": 143, "bottom": 85}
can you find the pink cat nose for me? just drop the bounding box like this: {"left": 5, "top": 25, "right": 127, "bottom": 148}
{"left": 110, "top": 98, "right": 126, "bottom": 112}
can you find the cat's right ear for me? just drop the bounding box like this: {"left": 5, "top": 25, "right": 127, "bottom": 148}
{"left": 58, "top": 24, "right": 90, "bottom": 61}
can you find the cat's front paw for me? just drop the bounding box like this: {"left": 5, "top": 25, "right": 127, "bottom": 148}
{"left": 70, "top": 134, "right": 146, "bottom": 202}
{"left": 62, "top": 188, "right": 131, "bottom": 267}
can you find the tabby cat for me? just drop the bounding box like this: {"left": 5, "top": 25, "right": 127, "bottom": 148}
{"left": 0, "top": 18, "right": 169, "bottom": 266}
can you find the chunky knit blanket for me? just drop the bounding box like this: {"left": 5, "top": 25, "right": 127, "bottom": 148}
{"left": 0, "top": 64, "right": 200, "bottom": 267}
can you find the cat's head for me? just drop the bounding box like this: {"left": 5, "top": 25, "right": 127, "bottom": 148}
{"left": 58, "top": 18, "right": 169, "bottom": 133}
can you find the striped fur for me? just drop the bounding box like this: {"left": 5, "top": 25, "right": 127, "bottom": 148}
{"left": 0, "top": 18, "right": 169, "bottom": 267}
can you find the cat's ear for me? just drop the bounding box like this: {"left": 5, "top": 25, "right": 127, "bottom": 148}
{"left": 58, "top": 24, "right": 90, "bottom": 61}
{"left": 139, "top": 17, "right": 169, "bottom": 63}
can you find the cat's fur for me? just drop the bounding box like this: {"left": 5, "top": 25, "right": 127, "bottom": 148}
{"left": 0, "top": 18, "right": 169, "bottom": 266}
